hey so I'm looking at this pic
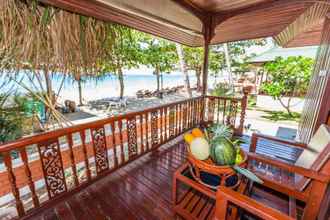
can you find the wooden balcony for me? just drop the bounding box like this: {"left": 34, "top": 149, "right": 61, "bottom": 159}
{"left": 0, "top": 95, "right": 248, "bottom": 220}
{"left": 1, "top": 93, "right": 330, "bottom": 220}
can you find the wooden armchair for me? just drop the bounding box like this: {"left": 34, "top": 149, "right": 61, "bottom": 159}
{"left": 215, "top": 124, "right": 330, "bottom": 220}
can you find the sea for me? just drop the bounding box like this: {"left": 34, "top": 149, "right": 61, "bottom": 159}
{"left": 0, "top": 67, "right": 227, "bottom": 103}
{"left": 59, "top": 73, "right": 199, "bottom": 102}
{"left": 0, "top": 64, "right": 227, "bottom": 104}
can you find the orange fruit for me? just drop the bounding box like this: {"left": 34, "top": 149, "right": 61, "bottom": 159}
{"left": 191, "top": 128, "right": 204, "bottom": 138}
{"left": 184, "top": 133, "right": 195, "bottom": 144}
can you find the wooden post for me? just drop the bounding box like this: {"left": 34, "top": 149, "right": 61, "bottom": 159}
{"left": 201, "top": 16, "right": 215, "bottom": 124}
{"left": 201, "top": 35, "right": 211, "bottom": 96}
{"left": 238, "top": 86, "right": 250, "bottom": 135}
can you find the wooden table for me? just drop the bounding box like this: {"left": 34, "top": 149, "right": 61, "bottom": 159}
{"left": 172, "top": 162, "right": 249, "bottom": 220}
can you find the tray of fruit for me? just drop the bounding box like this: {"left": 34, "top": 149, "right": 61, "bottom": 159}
{"left": 184, "top": 124, "right": 262, "bottom": 188}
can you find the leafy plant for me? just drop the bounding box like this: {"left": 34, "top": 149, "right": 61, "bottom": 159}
{"left": 261, "top": 56, "right": 314, "bottom": 115}
{"left": 211, "top": 82, "right": 234, "bottom": 97}
{"left": 0, "top": 92, "right": 27, "bottom": 144}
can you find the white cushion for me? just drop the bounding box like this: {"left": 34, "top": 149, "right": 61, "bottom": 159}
{"left": 295, "top": 124, "right": 330, "bottom": 169}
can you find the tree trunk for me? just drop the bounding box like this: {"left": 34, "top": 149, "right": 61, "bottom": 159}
{"left": 78, "top": 79, "right": 83, "bottom": 106}
{"left": 155, "top": 67, "right": 160, "bottom": 92}
{"left": 223, "top": 43, "right": 233, "bottom": 88}
{"left": 160, "top": 72, "right": 164, "bottom": 91}
{"left": 196, "top": 67, "right": 202, "bottom": 91}
{"left": 278, "top": 97, "right": 292, "bottom": 116}
{"left": 118, "top": 67, "right": 125, "bottom": 99}
{"left": 43, "top": 68, "right": 53, "bottom": 123}
{"left": 176, "top": 43, "right": 192, "bottom": 98}
{"left": 44, "top": 69, "right": 53, "bottom": 102}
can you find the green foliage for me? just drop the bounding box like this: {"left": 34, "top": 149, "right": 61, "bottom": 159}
{"left": 183, "top": 47, "right": 203, "bottom": 72}
{"left": 208, "top": 49, "right": 225, "bottom": 75}
{"left": 261, "top": 56, "right": 314, "bottom": 114}
{"left": 139, "top": 36, "right": 177, "bottom": 73}
{"left": 262, "top": 56, "right": 313, "bottom": 97}
{"left": 98, "top": 25, "right": 141, "bottom": 74}
{"left": 211, "top": 83, "right": 233, "bottom": 97}
{"left": 211, "top": 39, "right": 267, "bottom": 76}
{"left": 139, "top": 35, "right": 178, "bottom": 92}
{"left": 0, "top": 92, "right": 27, "bottom": 144}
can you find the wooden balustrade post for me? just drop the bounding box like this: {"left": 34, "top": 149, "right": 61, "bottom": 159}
{"left": 20, "top": 148, "right": 40, "bottom": 208}
{"left": 238, "top": 86, "right": 249, "bottom": 136}
{"left": 3, "top": 152, "right": 25, "bottom": 217}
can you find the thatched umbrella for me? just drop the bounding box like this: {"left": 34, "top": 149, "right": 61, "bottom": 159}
{"left": 0, "top": 0, "right": 116, "bottom": 129}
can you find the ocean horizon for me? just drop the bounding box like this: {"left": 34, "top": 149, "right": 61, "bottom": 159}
{"left": 0, "top": 71, "right": 204, "bottom": 103}
{"left": 59, "top": 74, "right": 199, "bottom": 103}
{"left": 0, "top": 65, "right": 227, "bottom": 103}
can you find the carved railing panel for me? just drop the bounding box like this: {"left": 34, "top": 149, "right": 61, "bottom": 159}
{"left": 38, "top": 140, "right": 67, "bottom": 199}
{"left": 169, "top": 106, "right": 176, "bottom": 138}
{"left": 127, "top": 117, "right": 138, "bottom": 158}
{"left": 151, "top": 110, "right": 159, "bottom": 147}
{"left": 91, "top": 127, "right": 109, "bottom": 174}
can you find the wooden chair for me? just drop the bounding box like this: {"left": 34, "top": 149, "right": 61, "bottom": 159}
{"left": 215, "top": 124, "right": 330, "bottom": 220}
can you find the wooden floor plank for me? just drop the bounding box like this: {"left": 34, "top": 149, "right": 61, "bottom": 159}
{"left": 54, "top": 202, "right": 76, "bottom": 220}
{"left": 66, "top": 195, "right": 93, "bottom": 220}
{"left": 22, "top": 135, "right": 297, "bottom": 220}
{"left": 86, "top": 185, "right": 137, "bottom": 220}
{"left": 43, "top": 209, "right": 59, "bottom": 220}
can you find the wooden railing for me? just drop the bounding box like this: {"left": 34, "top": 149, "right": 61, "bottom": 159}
{"left": 0, "top": 94, "right": 247, "bottom": 219}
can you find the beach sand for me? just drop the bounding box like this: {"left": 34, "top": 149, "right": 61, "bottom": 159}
{"left": 66, "top": 90, "right": 199, "bottom": 125}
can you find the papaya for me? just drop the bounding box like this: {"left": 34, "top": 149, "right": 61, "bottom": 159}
{"left": 191, "top": 128, "right": 204, "bottom": 138}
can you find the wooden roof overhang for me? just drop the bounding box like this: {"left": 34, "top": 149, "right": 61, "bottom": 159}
{"left": 38, "top": 0, "right": 329, "bottom": 47}
{"left": 37, "top": 0, "right": 330, "bottom": 95}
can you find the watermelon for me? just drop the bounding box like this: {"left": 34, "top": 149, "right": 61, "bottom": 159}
{"left": 210, "top": 138, "right": 236, "bottom": 165}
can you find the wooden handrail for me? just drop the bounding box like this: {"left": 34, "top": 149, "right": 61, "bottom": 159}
{"left": 247, "top": 152, "right": 330, "bottom": 182}
{"left": 0, "top": 96, "right": 202, "bottom": 152}
{"left": 215, "top": 187, "right": 295, "bottom": 220}
{"left": 0, "top": 95, "right": 246, "bottom": 219}
{"left": 249, "top": 133, "right": 307, "bottom": 153}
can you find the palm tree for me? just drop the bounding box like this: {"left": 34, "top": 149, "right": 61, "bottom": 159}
{"left": 176, "top": 43, "right": 192, "bottom": 98}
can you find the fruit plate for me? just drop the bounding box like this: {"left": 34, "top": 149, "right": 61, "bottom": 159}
{"left": 186, "top": 144, "right": 248, "bottom": 189}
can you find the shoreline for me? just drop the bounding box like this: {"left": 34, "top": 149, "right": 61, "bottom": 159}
{"left": 65, "top": 89, "right": 200, "bottom": 125}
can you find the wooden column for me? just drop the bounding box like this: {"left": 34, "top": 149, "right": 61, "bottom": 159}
{"left": 202, "top": 40, "right": 210, "bottom": 96}
{"left": 201, "top": 17, "right": 213, "bottom": 96}
{"left": 201, "top": 16, "right": 215, "bottom": 124}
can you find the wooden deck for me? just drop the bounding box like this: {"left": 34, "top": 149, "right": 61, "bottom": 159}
{"left": 21, "top": 135, "right": 302, "bottom": 220}
{"left": 24, "top": 140, "right": 187, "bottom": 220}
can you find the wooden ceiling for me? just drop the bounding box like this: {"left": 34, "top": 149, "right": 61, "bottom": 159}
{"left": 285, "top": 21, "right": 325, "bottom": 48}
{"left": 212, "top": 1, "right": 309, "bottom": 44}
{"left": 187, "top": 0, "right": 273, "bottom": 12}
{"left": 38, "top": 0, "right": 329, "bottom": 47}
